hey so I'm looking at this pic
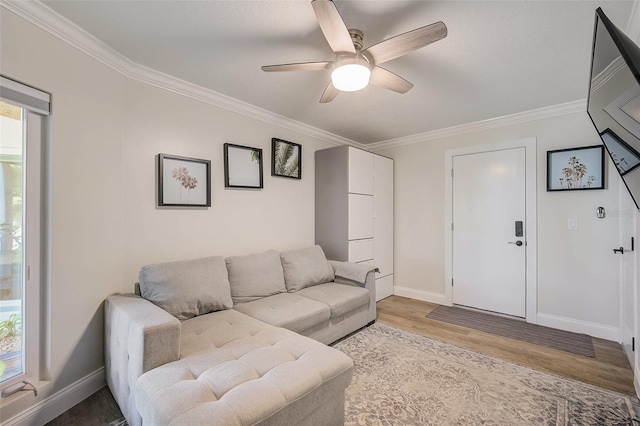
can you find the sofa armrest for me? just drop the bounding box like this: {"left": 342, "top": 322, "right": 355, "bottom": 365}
{"left": 329, "top": 261, "right": 378, "bottom": 323}
{"left": 105, "top": 294, "right": 181, "bottom": 426}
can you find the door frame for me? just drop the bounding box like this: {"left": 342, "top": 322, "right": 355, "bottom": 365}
{"left": 444, "top": 138, "right": 538, "bottom": 324}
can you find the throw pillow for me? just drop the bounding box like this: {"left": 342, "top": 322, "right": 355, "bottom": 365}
{"left": 281, "top": 245, "right": 335, "bottom": 292}
{"left": 138, "top": 256, "right": 232, "bottom": 320}
{"left": 226, "top": 249, "right": 287, "bottom": 303}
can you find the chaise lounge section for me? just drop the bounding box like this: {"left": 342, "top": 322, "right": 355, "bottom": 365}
{"left": 105, "top": 245, "right": 377, "bottom": 425}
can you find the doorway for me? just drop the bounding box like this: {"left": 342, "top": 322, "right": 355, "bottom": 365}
{"left": 444, "top": 138, "right": 537, "bottom": 323}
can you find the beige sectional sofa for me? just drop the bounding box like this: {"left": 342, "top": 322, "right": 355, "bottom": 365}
{"left": 105, "top": 245, "right": 377, "bottom": 426}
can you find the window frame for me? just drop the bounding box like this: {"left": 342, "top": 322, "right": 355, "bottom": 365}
{"left": 0, "top": 76, "right": 49, "bottom": 394}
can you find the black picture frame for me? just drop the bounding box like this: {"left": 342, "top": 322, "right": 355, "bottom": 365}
{"left": 158, "top": 153, "right": 211, "bottom": 207}
{"left": 600, "top": 128, "right": 640, "bottom": 176}
{"left": 224, "top": 143, "right": 264, "bottom": 189}
{"left": 272, "top": 138, "right": 302, "bottom": 180}
{"left": 546, "top": 145, "right": 605, "bottom": 191}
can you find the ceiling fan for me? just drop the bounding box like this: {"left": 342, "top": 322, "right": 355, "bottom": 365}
{"left": 261, "top": 0, "right": 447, "bottom": 103}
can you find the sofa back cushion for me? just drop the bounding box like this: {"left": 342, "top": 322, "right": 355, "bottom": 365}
{"left": 226, "top": 250, "right": 286, "bottom": 303}
{"left": 281, "top": 245, "right": 335, "bottom": 292}
{"left": 138, "top": 256, "right": 232, "bottom": 320}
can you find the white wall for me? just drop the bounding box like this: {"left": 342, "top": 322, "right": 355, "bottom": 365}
{"left": 1, "top": 9, "right": 333, "bottom": 423}
{"left": 376, "top": 112, "right": 622, "bottom": 337}
{"left": 2, "top": 7, "right": 126, "bottom": 418}
{"left": 122, "top": 79, "right": 330, "bottom": 279}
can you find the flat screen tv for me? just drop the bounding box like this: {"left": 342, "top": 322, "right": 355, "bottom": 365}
{"left": 587, "top": 7, "right": 640, "bottom": 209}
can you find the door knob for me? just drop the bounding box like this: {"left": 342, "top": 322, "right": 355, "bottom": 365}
{"left": 508, "top": 241, "right": 523, "bottom": 246}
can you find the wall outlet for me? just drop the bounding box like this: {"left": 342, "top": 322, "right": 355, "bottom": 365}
{"left": 568, "top": 218, "right": 578, "bottom": 230}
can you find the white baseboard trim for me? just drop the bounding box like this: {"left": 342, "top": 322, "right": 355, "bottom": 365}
{"left": 2, "top": 367, "right": 105, "bottom": 426}
{"left": 393, "top": 286, "right": 447, "bottom": 305}
{"left": 536, "top": 313, "right": 619, "bottom": 342}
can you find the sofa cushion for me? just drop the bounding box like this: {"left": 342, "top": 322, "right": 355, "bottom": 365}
{"left": 233, "top": 293, "right": 330, "bottom": 333}
{"left": 136, "top": 309, "right": 353, "bottom": 426}
{"left": 297, "top": 283, "right": 370, "bottom": 317}
{"left": 280, "top": 245, "right": 335, "bottom": 292}
{"left": 138, "top": 256, "right": 232, "bottom": 320}
{"left": 226, "top": 250, "right": 286, "bottom": 304}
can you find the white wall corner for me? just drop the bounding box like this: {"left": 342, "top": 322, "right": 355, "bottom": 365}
{"left": 393, "top": 286, "right": 447, "bottom": 305}
{"left": 1, "top": 368, "right": 105, "bottom": 426}
{"left": 536, "top": 312, "right": 619, "bottom": 341}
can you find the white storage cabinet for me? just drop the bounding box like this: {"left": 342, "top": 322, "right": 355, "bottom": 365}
{"left": 315, "top": 146, "right": 394, "bottom": 301}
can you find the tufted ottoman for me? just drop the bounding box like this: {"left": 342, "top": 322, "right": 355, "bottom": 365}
{"left": 135, "top": 310, "right": 354, "bottom": 425}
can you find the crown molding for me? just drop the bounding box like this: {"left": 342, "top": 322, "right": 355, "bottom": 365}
{"left": 590, "top": 56, "right": 626, "bottom": 93}
{"left": 1, "top": 0, "right": 359, "bottom": 148}
{"left": 367, "top": 99, "right": 587, "bottom": 151}
{"left": 2, "top": 0, "right": 591, "bottom": 152}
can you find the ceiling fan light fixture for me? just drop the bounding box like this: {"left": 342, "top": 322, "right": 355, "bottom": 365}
{"left": 331, "top": 55, "right": 371, "bottom": 92}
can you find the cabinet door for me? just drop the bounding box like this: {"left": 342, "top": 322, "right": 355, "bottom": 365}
{"left": 348, "top": 148, "right": 374, "bottom": 195}
{"left": 348, "top": 239, "right": 374, "bottom": 262}
{"left": 348, "top": 194, "right": 374, "bottom": 240}
{"left": 374, "top": 155, "right": 394, "bottom": 277}
{"left": 375, "top": 275, "right": 394, "bottom": 301}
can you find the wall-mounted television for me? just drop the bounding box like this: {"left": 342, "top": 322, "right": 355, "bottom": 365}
{"left": 587, "top": 7, "right": 640, "bottom": 209}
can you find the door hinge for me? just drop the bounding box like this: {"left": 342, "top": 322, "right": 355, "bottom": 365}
{"left": 26, "top": 266, "right": 30, "bottom": 281}
{"left": 451, "top": 222, "right": 454, "bottom": 231}
{"left": 633, "top": 337, "right": 635, "bottom": 352}
{"left": 451, "top": 278, "right": 454, "bottom": 287}
{"left": 451, "top": 169, "right": 454, "bottom": 178}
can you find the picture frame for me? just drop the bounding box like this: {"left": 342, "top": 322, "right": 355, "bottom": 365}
{"left": 600, "top": 128, "right": 640, "bottom": 176}
{"left": 272, "top": 138, "right": 302, "bottom": 179}
{"left": 547, "top": 145, "right": 604, "bottom": 191}
{"left": 158, "top": 153, "right": 211, "bottom": 207}
{"left": 224, "top": 143, "right": 263, "bottom": 189}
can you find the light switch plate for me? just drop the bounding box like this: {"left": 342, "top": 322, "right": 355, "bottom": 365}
{"left": 568, "top": 218, "right": 578, "bottom": 230}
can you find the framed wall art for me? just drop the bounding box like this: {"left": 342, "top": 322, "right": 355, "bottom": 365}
{"left": 600, "top": 128, "right": 640, "bottom": 176}
{"left": 547, "top": 145, "right": 604, "bottom": 191}
{"left": 272, "top": 138, "right": 302, "bottom": 179}
{"left": 224, "top": 143, "right": 263, "bottom": 189}
{"left": 158, "top": 153, "right": 211, "bottom": 207}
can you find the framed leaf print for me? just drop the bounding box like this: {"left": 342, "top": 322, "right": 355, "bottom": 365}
{"left": 224, "top": 143, "right": 263, "bottom": 189}
{"left": 272, "top": 138, "right": 302, "bottom": 179}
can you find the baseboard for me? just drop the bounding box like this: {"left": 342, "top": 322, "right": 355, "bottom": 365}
{"left": 635, "top": 367, "right": 640, "bottom": 400}
{"left": 536, "top": 312, "right": 619, "bottom": 341}
{"left": 2, "top": 367, "right": 105, "bottom": 426}
{"left": 393, "top": 286, "right": 447, "bottom": 305}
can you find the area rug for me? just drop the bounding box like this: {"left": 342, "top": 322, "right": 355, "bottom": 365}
{"left": 334, "top": 323, "right": 640, "bottom": 425}
{"left": 426, "top": 305, "right": 595, "bottom": 358}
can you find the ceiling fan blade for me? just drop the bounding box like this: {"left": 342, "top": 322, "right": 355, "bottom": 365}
{"left": 370, "top": 66, "right": 414, "bottom": 94}
{"left": 320, "top": 82, "right": 339, "bottom": 103}
{"left": 363, "top": 21, "right": 447, "bottom": 65}
{"left": 311, "top": 0, "right": 356, "bottom": 54}
{"left": 261, "top": 61, "right": 332, "bottom": 72}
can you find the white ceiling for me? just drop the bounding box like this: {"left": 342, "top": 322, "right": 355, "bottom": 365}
{"left": 39, "top": 0, "right": 636, "bottom": 144}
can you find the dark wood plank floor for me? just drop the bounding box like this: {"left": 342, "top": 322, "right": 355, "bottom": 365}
{"left": 46, "top": 295, "right": 637, "bottom": 425}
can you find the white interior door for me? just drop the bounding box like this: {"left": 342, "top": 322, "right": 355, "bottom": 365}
{"left": 619, "top": 182, "right": 637, "bottom": 369}
{"left": 452, "top": 147, "right": 526, "bottom": 317}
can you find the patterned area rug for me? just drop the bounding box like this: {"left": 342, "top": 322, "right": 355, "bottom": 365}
{"left": 334, "top": 323, "right": 640, "bottom": 425}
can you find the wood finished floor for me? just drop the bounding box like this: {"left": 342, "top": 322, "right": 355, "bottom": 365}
{"left": 378, "top": 295, "right": 636, "bottom": 396}
{"left": 46, "top": 295, "right": 636, "bottom": 425}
